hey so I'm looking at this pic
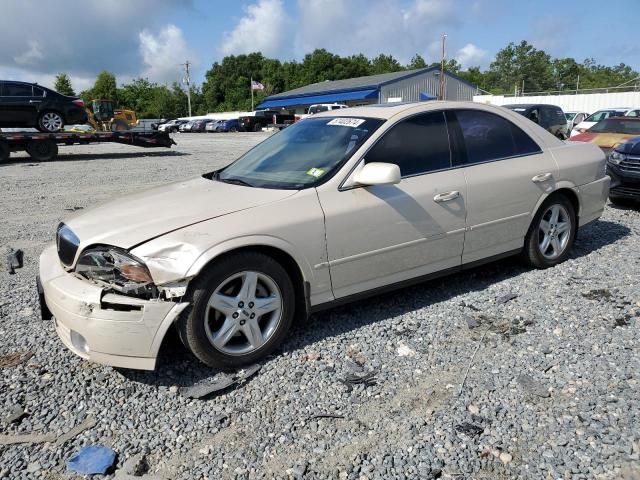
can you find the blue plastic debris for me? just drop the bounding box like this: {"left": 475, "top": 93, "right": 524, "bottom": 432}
{"left": 66, "top": 445, "right": 116, "bottom": 475}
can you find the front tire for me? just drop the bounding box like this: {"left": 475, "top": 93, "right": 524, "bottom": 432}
{"left": 522, "top": 194, "right": 576, "bottom": 268}
{"left": 178, "top": 252, "right": 295, "bottom": 369}
{"left": 37, "top": 111, "right": 64, "bottom": 133}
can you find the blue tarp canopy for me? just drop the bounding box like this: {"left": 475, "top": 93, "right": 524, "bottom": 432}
{"left": 419, "top": 91, "right": 436, "bottom": 101}
{"left": 257, "top": 89, "right": 378, "bottom": 109}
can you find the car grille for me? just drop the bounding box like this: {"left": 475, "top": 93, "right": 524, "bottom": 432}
{"left": 619, "top": 155, "right": 640, "bottom": 175}
{"left": 56, "top": 223, "right": 80, "bottom": 266}
{"left": 610, "top": 185, "right": 640, "bottom": 198}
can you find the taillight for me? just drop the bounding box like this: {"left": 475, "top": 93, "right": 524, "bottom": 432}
{"left": 72, "top": 99, "right": 85, "bottom": 108}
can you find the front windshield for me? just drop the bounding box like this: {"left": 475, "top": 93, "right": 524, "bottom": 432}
{"left": 585, "top": 110, "right": 626, "bottom": 123}
{"left": 216, "top": 116, "right": 383, "bottom": 189}
{"left": 589, "top": 119, "right": 640, "bottom": 134}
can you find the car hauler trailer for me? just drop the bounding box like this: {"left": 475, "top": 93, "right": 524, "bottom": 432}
{"left": 0, "top": 130, "right": 176, "bottom": 163}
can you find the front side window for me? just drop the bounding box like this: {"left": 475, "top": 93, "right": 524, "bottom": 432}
{"left": 455, "top": 109, "right": 541, "bottom": 165}
{"left": 4, "top": 83, "right": 32, "bottom": 96}
{"left": 365, "top": 111, "right": 451, "bottom": 176}
{"left": 216, "top": 116, "right": 383, "bottom": 189}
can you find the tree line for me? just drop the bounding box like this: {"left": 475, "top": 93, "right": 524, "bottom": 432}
{"left": 54, "top": 40, "right": 639, "bottom": 119}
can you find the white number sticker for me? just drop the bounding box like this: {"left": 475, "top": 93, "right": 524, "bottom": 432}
{"left": 327, "top": 118, "right": 365, "bottom": 128}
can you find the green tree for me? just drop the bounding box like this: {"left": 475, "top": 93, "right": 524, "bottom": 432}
{"left": 54, "top": 73, "right": 75, "bottom": 96}
{"left": 490, "top": 41, "right": 554, "bottom": 93}
{"left": 370, "top": 54, "right": 402, "bottom": 74}
{"left": 408, "top": 54, "right": 427, "bottom": 69}
{"left": 83, "top": 71, "right": 118, "bottom": 103}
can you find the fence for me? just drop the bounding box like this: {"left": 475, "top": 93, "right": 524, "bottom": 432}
{"left": 473, "top": 91, "right": 640, "bottom": 114}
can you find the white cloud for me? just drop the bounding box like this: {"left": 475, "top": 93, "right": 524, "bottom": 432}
{"left": 295, "top": 0, "right": 461, "bottom": 64}
{"left": 455, "top": 43, "right": 489, "bottom": 68}
{"left": 139, "top": 25, "right": 193, "bottom": 84}
{"left": 13, "top": 40, "right": 44, "bottom": 66}
{"left": 0, "top": 0, "right": 191, "bottom": 90}
{"left": 220, "top": 0, "right": 293, "bottom": 58}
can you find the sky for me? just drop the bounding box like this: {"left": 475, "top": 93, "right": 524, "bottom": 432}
{"left": 0, "top": 0, "right": 638, "bottom": 93}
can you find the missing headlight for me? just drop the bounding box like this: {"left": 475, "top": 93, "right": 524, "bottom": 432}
{"left": 75, "top": 247, "right": 157, "bottom": 298}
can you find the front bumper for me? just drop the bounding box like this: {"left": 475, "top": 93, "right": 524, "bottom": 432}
{"left": 38, "top": 245, "right": 189, "bottom": 370}
{"left": 607, "top": 165, "right": 640, "bottom": 199}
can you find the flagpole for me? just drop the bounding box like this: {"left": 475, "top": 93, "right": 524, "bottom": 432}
{"left": 251, "top": 77, "right": 254, "bottom": 111}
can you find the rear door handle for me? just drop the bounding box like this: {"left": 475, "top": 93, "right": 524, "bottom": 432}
{"left": 29, "top": 100, "right": 42, "bottom": 103}
{"left": 433, "top": 191, "right": 460, "bottom": 203}
{"left": 532, "top": 172, "right": 552, "bottom": 183}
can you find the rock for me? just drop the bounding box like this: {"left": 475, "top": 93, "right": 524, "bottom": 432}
{"left": 468, "top": 404, "right": 480, "bottom": 415}
{"left": 517, "top": 374, "right": 551, "bottom": 398}
{"left": 397, "top": 343, "right": 417, "bottom": 357}
{"left": 26, "top": 462, "right": 41, "bottom": 473}
{"left": 121, "top": 454, "right": 148, "bottom": 476}
{"left": 464, "top": 315, "right": 480, "bottom": 329}
{"left": 2, "top": 405, "right": 26, "bottom": 426}
{"left": 499, "top": 452, "right": 513, "bottom": 464}
{"left": 169, "top": 385, "right": 178, "bottom": 394}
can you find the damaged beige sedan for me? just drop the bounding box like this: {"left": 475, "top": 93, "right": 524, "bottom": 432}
{"left": 38, "top": 101, "right": 610, "bottom": 370}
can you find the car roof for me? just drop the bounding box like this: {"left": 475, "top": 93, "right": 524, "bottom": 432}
{"left": 313, "top": 100, "right": 535, "bottom": 120}
{"left": 502, "top": 103, "right": 562, "bottom": 109}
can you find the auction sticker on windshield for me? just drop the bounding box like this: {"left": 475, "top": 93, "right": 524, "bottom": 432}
{"left": 327, "top": 118, "right": 366, "bottom": 128}
{"left": 306, "top": 167, "right": 326, "bottom": 178}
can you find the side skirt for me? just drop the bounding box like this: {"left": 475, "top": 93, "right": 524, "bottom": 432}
{"left": 308, "top": 248, "right": 522, "bottom": 315}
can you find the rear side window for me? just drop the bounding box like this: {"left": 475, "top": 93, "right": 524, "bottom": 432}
{"left": 4, "top": 83, "right": 33, "bottom": 96}
{"left": 33, "top": 87, "right": 45, "bottom": 97}
{"left": 365, "top": 111, "right": 451, "bottom": 176}
{"left": 455, "top": 109, "right": 541, "bottom": 164}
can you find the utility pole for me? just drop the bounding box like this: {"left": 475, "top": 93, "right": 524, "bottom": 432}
{"left": 181, "top": 61, "right": 192, "bottom": 117}
{"left": 439, "top": 33, "right": 447, "bottom": 100}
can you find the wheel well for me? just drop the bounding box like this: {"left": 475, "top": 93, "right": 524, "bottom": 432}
{"left": 196, "top": 245, "right": 308, "bottom": 320}
{"left": 551, "top": 188, "right": 580, "bottom": 220}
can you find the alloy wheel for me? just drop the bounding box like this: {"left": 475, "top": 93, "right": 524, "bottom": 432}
{"left": 41, "top": 112, "right": 63, "bottom": 132}
{"left": 537, "top": 204, "right": 571, "bottom": 260}
{"left": 204, "top": 271, "right": 283, "bottom": 355}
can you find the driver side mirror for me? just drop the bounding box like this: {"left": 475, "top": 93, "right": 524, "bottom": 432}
{"left": 353, "top": 162, "right": 401, "bottom": 186}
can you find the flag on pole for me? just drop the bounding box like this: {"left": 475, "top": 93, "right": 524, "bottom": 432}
{"left": 251, "top": 79, "right": 265, "bottom": 91}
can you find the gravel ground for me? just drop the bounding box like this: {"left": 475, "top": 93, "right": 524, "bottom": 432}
{"left": 1, "top": 133, "right": 639, "bottom": 480}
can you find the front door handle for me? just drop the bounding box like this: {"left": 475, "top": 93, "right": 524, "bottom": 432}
{"left": 532, "top": 172, "right": 552, "bottom": 183}
{"left": 29, "top": 100, "right": 42, "bottom": 103}
{"left": 433, "top": 191, "right": 460, "bottom": 203}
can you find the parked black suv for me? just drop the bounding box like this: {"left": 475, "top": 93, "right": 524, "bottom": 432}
{"left": 504, "top": 104, "right": 569, "bottom": 139}
{"left": 0, "top": 81, "right": 88, "bottom": 132}
{"left": 607, "top": 136, "right": 640, "bottom": 205}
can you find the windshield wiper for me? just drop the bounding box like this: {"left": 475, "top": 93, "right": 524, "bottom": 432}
{"left": 217, "top": 176, "right": 255, "bottom": 188}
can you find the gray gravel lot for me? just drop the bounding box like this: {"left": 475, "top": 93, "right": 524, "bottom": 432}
{"left": 1, "top": 133, "right": 639, "bottom": 479}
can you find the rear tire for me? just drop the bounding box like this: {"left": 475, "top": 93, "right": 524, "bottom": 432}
{"left": 37, "top": 111, "right": 64, "bottom": 133}
{"left": 253, "top": 123, "right": 263, "bottom": 132}
{"left": 0, "top": 141, "right": 9, "bottom": 163}
{"left": 177, "top": 252, "right": 295, "bottom": 370}
{"left": 522, "top": 193, "right": 576, "bottom": 268}
{"left": 26, "top": 140, "right": 58, "bottom": 162}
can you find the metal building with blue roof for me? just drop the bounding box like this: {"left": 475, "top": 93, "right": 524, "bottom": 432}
{"left": 257, "top": 67, "right": 477, "bottom": 113}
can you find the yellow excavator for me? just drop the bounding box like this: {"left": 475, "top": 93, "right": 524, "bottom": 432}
{"left": 86, "top": 100, "right": 138, "bottom": 132}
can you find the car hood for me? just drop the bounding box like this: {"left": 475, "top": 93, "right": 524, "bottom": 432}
{"left": 64, "top": 176, "right": 297, "bottom": 250}
{"left": 569, "top": 131, "right": 640, "bottom": 149}
{"left": 615, "top": 136, "right": 640, "bottom": 155}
